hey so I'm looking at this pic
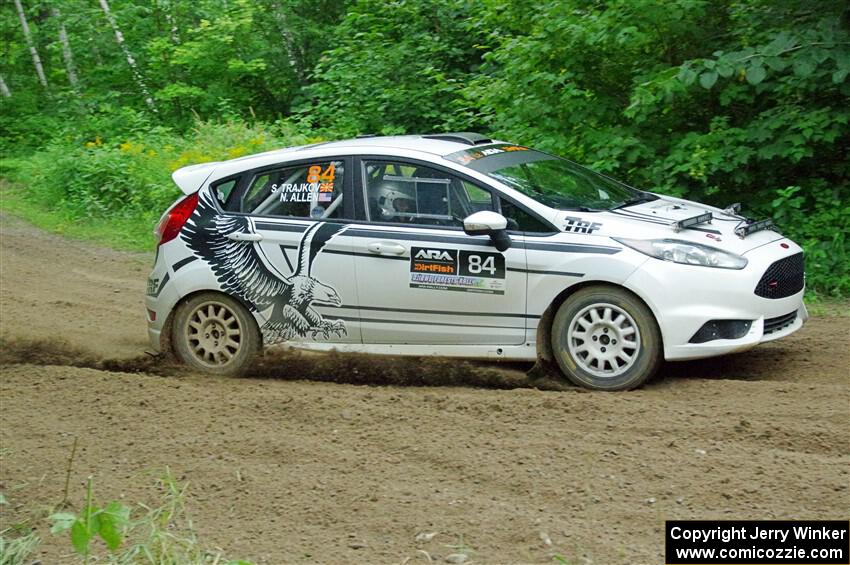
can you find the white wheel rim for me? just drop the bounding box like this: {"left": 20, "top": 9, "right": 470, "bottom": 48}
{"left": 565, "top": 303, "right": 641, "bottom": 378}
{"left": 185, "top": 301, "right": 243, "bottom": 367}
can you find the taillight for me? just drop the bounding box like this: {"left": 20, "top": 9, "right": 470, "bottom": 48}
{"left": 155, "top": 192, "right": 199, "bottom": 247}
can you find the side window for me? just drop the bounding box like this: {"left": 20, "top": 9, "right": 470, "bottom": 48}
{"left": 242, "top": 161, "right": 344, "bottom": 219}
{"left": 212, "top": 178, "right": 239, "bottom": 211}
{"left": 362, "top": 160, "right": 494, "bottom": 227}
{"left": 500, "top": 197, "right": 554, "bottom": 233}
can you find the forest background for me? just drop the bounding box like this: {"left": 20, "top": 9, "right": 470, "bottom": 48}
{"left": 2, "top": 0, "right": 848, "bottom": 296}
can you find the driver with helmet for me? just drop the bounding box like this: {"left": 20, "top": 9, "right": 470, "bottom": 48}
{"left": 370, "top": 180, "right": 417, "bottom": 222}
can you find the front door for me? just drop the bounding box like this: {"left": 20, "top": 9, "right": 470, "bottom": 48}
{"left": 350, "top": 158, "right": 528, "bottom": 345}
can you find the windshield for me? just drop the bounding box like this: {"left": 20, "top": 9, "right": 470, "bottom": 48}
{"left": 445, "top": 145, "right": 649, "bottom": 211}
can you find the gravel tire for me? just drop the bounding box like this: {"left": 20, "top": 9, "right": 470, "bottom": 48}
{"left": 172, "top": 292, "right": 260, "bottom": 376}
{"left": 551, "top": 285, "right": 662, "bottom": 390}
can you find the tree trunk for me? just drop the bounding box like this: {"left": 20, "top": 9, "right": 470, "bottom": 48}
{"left": 97, "top": 0, "right": 157, "bottom": 112}
{"left": 0, "top": 74, "right": 11, "bottom": 98}
{"left": 13, "top": 0, "right": 48, "bottom": 88}
{"left": 271, "top": 2, "right": 301, "bottom": 80}
{"left": 52, "top": 7, "right": 80, "bottom": 92}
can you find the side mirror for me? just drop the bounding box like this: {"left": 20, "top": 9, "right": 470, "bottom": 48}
{"left": 463, "top": 211, "right": 512, "bottom": 252}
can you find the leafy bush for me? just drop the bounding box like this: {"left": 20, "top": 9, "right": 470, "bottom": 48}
{"left": 5, "top": 118, "right": 317, "bottom": 223}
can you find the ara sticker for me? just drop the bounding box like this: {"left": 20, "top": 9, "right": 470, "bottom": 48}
{"left": 410, "top": 247, "right": 506, "bottom": 295}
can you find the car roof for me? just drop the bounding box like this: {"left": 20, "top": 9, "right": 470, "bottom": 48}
{"left": 174, "top": 133, "right": 504, "bottom": 194}
{"left": 302, "top": 133, "right": 496, "bottom": 157}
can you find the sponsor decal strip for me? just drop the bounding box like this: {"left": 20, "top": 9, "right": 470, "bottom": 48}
{"left": 410, "top": 246, "right": 507, "bottom": 295}
{"left": 172, "top": 255, "right": 198, "bottom": 272}
{"left": 331, "top": 315, "right": 523, "bottom": 330}
{"left": 351, "top": 305, "right": 539, "bottom": 319}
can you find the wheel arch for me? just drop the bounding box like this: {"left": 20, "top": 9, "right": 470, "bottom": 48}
{"left": 162, "top": 288, "right": 264, "bottom": 356}
{"left": 535, "top": 280, "right": 663, "bottom": 363}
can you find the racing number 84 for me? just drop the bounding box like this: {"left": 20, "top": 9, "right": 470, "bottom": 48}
{"left": 459, "top": 251, "right": 505, "bottom": 279}
{"left": 467, "top": 254, "right": 496, "bottom": 275}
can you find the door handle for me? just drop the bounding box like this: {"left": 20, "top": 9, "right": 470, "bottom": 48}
{"left": 226, "top": 232, "right": 263, "bottom": 242}
{"left": 367, "top": 241, "right": 406, "bottom": 255}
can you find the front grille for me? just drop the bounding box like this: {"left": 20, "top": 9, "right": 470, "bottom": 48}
{"left": 755, "top": 252, "right": 804, "bottom": 299}
{"left": 764, "top": 310, "right": 797, "bottom": 335}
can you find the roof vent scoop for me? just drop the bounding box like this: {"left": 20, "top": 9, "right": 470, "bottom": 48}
{"left": 422, "top": 132, "right": 493, "bottom": 145}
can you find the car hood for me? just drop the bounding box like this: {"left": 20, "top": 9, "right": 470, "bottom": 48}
{"left": 554, "top": 195, "right": 784, "bottom": 255}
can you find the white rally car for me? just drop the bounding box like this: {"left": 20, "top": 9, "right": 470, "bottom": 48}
{"left": 145, "top": 133, "right": 807, "bottom": 390}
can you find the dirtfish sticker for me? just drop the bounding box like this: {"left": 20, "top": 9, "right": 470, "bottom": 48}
{"left": 410, "top": 247, "right": 506, "bottom": 295}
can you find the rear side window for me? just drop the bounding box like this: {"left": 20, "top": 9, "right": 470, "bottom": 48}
{"left": 212, "top": 178, "right": 239, "bottom": 210}
{"left": 242, "top": 161, "right": 344, "bottom": 219}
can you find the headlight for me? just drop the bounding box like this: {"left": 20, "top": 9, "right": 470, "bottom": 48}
{"left": 613, "top": 238, "right": 748, "bottom": 269}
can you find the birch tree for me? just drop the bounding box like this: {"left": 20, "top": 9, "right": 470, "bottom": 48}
{"left": 271, "top": 2, "right": 301, "bottom": 79}
{"left": 52, "top": 7, "right": 80, "bottom": 92}
{"left": 13, "top": 0, "right": 48, "bottom": 88}
{"left": 97, "top": 0, "right": 157, "bottom": 111}
{"left": 0, "top": 74, "right": 11, "bottom": 98}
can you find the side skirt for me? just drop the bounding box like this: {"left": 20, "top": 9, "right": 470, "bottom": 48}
{"left": 270, "top": 341, "right": 539, "bottom": 362}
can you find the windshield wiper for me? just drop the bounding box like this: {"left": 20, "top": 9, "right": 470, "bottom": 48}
{"left": 611, "top": 194, "right": 659, "bottom": 210}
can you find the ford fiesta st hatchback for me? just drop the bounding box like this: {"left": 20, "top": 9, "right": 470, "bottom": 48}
{"left": 145, "top": 132, "right": 807, "bottom": 390}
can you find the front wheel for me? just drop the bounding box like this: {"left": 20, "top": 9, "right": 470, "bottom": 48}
{"left": 551, "top": 285, "right": 662, "bottom": 390}
{"left": 172, "top": 292, "right": 261, "bottom": 376}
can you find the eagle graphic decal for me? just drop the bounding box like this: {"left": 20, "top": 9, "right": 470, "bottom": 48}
{"left": 181, "top": 191, "right": 348, "bottom": 344}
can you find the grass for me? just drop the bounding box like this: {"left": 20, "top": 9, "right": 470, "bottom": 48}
{"left": 0, "top": 180, "right": 156, "bottom": 253}
{"left": 0, "top": 529, "right": 41, "bottom": 565}
{"left": 33, "top": 469, "right": 252, "bottom": 564}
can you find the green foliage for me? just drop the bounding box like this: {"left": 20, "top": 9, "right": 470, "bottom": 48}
{"left": 4, "top": 118, "right": 314, "bottom": 223}
{"left": 50, "top": 478, "right": 131, "bottom": 560}
{"left": 1, "top": 0, "right": 848, "bottom": 294}
{"left": 47, "top": 471, "right": 253, "bottom": 564}
{"left": 302, "top": 0, "right": 485, "bottom": 135}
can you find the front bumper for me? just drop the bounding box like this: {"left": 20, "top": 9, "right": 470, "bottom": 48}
{"left": 624, "top": 240, "right": 807, "bottom": 361}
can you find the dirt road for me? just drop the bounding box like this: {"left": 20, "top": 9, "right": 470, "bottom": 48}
{"left": 1, "top": 213, "right": 848, "bottom": 564}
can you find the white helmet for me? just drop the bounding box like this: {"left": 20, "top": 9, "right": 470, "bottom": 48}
{"left": 373, "top": 180, "right": 416, "bottom": 219}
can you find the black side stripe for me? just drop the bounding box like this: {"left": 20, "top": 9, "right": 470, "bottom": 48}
{"left": 509, "top": 268, "right": 583, "bottom": 277}
{"left": 330, "top": 315, "right": 523, "bottom": 330}
{"left": 155, "top": 273, "right": 170, "bottom": 297}
{"left": 172, "top": 256, "right": 197, "bottom": 272}
{"left": 346, "top": 228, "right": 495, "bottom": 248}
{"left": 523, "top": 241, "right": 620, "bottom": 254}
{"left": 255, "top": 220, "right": 620, "bottom": 255}
{"left": 255, "top": 221, "right": 305, "bottom": 233}
{"left": 326, "top": 249, "right": 409, "bottom": 261}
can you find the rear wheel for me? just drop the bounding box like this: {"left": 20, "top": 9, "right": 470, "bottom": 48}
{"left": 172, "top": 292, "right": 260, "bottom": 376}
{"left": 551, "top": 285, "right": 662, "bottom": 390}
